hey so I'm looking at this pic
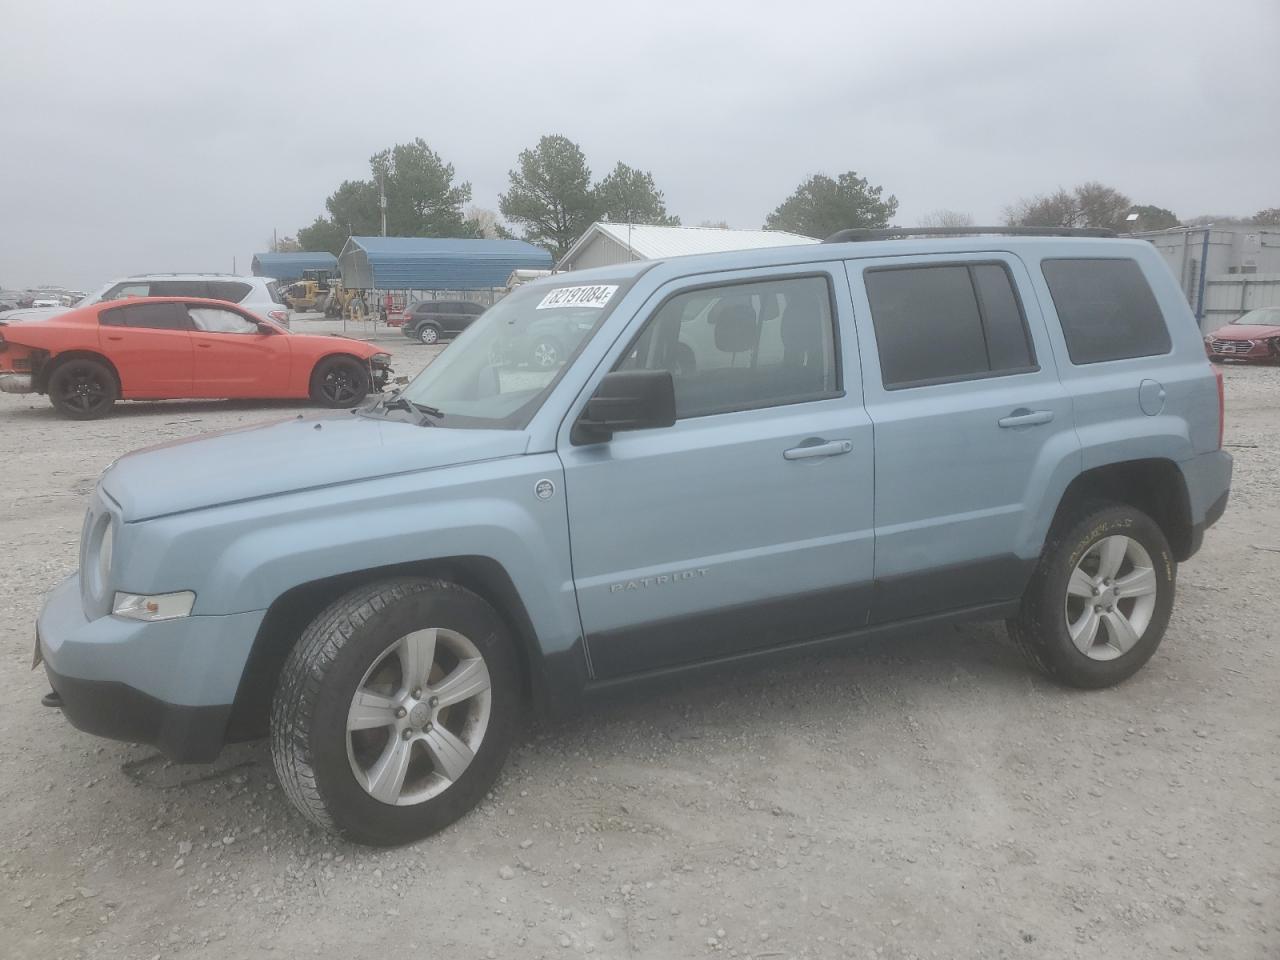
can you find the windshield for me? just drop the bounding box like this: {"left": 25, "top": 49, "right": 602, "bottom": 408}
{"left": 398, "top": 280, "right": 629, "bottom": 429}
{"left": 1232, "top": 307, "right": 1280, "bottom": 326}
{"left": 77, "top": 282, "right": 117, "bottom": 307}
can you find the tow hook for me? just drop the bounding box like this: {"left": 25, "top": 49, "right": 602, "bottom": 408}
{"left": 41, "top": 690, "right": 63, "bottom": 709}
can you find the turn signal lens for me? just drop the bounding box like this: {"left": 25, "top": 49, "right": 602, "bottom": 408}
{"left": 112, "top": 590, "right": 196, "bottom": 621}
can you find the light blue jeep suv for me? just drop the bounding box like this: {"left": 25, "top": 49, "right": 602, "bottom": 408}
{"left": 36, "top": 228, "right": 1231, "bottom": 844}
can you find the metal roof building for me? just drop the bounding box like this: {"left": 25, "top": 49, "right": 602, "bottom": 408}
{"left": 557, "top": 222, "right": 818, "bottom": 272}
{"left": 338, "top": 237, "right": 553, "bottom": 291}
{"left": 250, "top": 251, "right": 338, "bottom": 282}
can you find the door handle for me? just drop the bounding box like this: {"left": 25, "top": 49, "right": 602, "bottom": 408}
{"left": 106, "top": 335, "right": 123, "bottom": 341}
{"left": 196, "top": 342, "right": 212, "bottom": 348}
{"left": 783, "top": 439, "right": 853, "bottom": 460}
{"left": 998, "top": 408, "right": 1054, "bottom": 428}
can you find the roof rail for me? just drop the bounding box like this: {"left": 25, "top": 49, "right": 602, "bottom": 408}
{"left": 823, "top": 226, "right": 1117, "bottom": 243}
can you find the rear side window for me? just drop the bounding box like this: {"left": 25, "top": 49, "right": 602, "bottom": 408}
{"left": 1041, "top": 258, "right": 1170, "bottom": 364}
{"left": 150, "top": 280, "right": 210, "bottom": 298}
{"left": 99, "top": 302, "right": 193, "bottom": 330}
{"left": 864, "top": 262, "right": 1036, "bottom": 389}
{"left": 205, "top": 280, "right": 253, "bottom": 303}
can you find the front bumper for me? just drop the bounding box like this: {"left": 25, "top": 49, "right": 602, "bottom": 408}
{"left": 1205, "top": 338, "right": 1277, "bottom": 361}
{"left": 0, "top": 372, "right": 34, "bottom": 393}
{"left": 37, "top": 574, "right": 265, "bottom": 762}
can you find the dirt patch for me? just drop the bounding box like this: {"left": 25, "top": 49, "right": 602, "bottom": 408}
{"left": 1, "top": 339, "right": 1275, "bottom": 958}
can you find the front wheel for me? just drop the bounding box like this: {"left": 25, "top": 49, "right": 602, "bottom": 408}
{"left": 271, "top": 578, "right": 519, "bottom": 845}
{"left": 1008, "top": 503, "right": 1175, "bottom": 688}
{"left": 48, "top": 357, "right": 119, "bottom": 419}
{"left": 310, "top": 356, "right": 371, "bottom": 408}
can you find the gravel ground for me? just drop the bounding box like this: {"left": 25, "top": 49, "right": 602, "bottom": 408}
{"left": 1, "top": 328, "right": 1276, "bottom": 960}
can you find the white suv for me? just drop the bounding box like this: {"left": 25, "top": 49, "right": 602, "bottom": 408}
{"left": 0, "top": 274, "right": 290, "bottom": 326}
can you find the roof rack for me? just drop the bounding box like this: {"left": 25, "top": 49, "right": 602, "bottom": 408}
{"left": 823, "top": 226, "right": 1117, "bottom": 243}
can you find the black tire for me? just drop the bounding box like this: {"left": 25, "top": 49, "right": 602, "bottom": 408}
{"left": 418, "top": 323, "right": 441, "bottom": 345}
{"left": 270, "top": 578, "right": 520, "bottom": 845}
{"left": 1007, "top": 502, "right": 1175, "bottom": 689}
{"left": 48, "top": 357, "right": 119, "bottom": 420}
{"left": 310, "top": 356, "right": 371, "bottom": 408}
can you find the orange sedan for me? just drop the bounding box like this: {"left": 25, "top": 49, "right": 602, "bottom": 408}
{"left": 0, "top": 298, "right": 391, "bottom": 419}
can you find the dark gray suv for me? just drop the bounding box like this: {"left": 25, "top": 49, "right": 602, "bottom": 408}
{"left": 401, "top": 299, "right": 487, "bottom": 345}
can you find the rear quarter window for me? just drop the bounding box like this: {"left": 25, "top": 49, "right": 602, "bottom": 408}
{"left": 205, "top": 280, "right": 253, "bottom": 303}
{"left": 1041, "top": 258, "right": 1171, "bottom": 364}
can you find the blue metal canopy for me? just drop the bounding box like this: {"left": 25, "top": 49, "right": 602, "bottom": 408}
{"left": 338, "top": 237, "right": 552, "bottom": 290}
{"left": 250, "top": 252, "right": 339, "bottom": 282}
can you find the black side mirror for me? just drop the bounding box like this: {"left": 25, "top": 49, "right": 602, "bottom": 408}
{"left": 572, "top": 370, "right": 676, "bottom": 444}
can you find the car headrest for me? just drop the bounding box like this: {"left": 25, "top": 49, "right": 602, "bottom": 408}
{"left": 711, "top": 302, "right": 758, "bottom": 353}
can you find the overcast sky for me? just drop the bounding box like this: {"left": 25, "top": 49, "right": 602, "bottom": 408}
{"left": 3, "top": 0, "right": 1277, "bottom": 289}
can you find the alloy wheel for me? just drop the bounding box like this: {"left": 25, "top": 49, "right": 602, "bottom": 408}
{"left": 57, "top": 364, "right": 110, "bottom": 413}
{"left": 346, "top": 628, "right": 492, "bottom": 805}
{"left": 322, "top": 368, "right": 358, "bottom": 404}
{"left": 1064, "top": 535, "right": 1159, "bottom": 661}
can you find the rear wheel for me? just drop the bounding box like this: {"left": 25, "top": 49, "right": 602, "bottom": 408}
{"left": 1008, "top": 503, "right": 1175, "bottom": 688}
{"left": 418, "top": 324, "right": 441, "bottom": 345}
{"left": 48, "top": 358, "right": 118, "bottom": 419}
{"left": 270, "top": 578, "right": 519, "bottom": 845}
{"left": 310, "top": 356, "right": 371, "bottom": 408}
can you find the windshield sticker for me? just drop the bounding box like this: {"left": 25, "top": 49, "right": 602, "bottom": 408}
{"left": 536, "top": 285, "right": 618, "bottom": 310}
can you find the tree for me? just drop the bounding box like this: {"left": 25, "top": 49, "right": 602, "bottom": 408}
{"left": 1253, "top": 208, "right": 1280, "bottom": 226}
{"left": 594, "top": 162, "right": 679, "bottom": 226}
{"left": 919, "top": 209, "right": 974, "bottom": 229}
{"left": 500, "top": 135, "right": 598, "bottom": 259}
{"left": 1128, "top": 204, "right": 1179, "bottom": 231}
{"left": 764, "top": 172, "right": 897, "bottom": 239}
{"left": 371, "top": 138, "right": 471, "bottom": 238}
{"left": 1005, "top": 188, "right": 1082, "bottom": 229}
{"left": 1005, "top": 182, "right": 1134, "bottom": 232}
{"left": 1074, "top": 182, "right": 1133, "bottom": 232}
{"left": 265, "top": 234, "right": 303, "bottom": 253}
{"left": 464, "top": 206, "right": 514, "bottom": 240}
{"left": 697, "top": 219, "right": 731, "bottom": 229}
{"left": 296, "top": 140, "right": 471, "bottom": 255}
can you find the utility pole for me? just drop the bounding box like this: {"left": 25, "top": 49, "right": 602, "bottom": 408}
{"left": 379, "top": 175, "right": 387, "bottom": 237}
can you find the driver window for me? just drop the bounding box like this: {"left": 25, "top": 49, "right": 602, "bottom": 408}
{"left": 187, "top": 306, "right": 260, "bottom": 334}
{"left": 618, "top": 275, "right": 839, "bottom": 419}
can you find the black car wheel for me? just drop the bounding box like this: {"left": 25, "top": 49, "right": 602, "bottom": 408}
{"left": 418, "top": 324, "right": 441, "bottom": 345}
{"left": 48, "top": 358, "right": 119, "bottom": 420}
{"left": 311, "top": 356, "right": 372, "bottom": 408}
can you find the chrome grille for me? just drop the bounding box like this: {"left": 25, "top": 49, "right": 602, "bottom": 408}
{"left": 1210, "top": 339, "right": 1253, "bottom": 355}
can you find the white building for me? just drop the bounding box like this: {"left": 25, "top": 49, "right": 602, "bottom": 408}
{"left": 1136, "top": 225, "right": 1280, "bottom": 330}
{"left": 557, "top": 222, "right": 818, "bottom": 272}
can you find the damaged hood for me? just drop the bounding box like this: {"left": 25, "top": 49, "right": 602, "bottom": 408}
{"left": 100, "top": 413, "right": 529, "bottom": 521}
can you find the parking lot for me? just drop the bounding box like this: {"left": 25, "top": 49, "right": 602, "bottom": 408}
{"left": 1, "top": 331, "right": 1275, "bottom": 959}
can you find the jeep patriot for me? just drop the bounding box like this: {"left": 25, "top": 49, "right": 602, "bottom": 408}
{"left": 36, "top": 228, "right": 1232, "bottom": 844}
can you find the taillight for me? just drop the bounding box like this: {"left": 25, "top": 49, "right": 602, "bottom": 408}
{"left": 1213, "top": 365, "right": 1225, "bottom": 449}
{"left": 268, "top": 310, "right": 288, "bottom": 323}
